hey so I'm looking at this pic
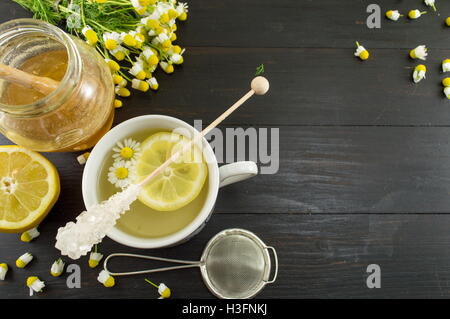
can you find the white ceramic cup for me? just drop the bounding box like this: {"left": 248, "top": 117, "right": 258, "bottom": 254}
{"left": 82, "top": 115, "right": 258, "bottom": 249}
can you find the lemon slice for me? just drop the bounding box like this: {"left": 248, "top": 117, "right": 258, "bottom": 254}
{"left": 0, "top": 146, "right": 60, "bottom": 233}
{"left": 135, "top": 132, "right": 208, "bottom": 211}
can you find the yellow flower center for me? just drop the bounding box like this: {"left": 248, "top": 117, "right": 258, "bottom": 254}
{"left": 115, "top": 167, "right": 129, "bottom": 179}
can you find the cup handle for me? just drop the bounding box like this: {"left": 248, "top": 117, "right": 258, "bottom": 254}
{"left": 219, "top": 161, "right": 258, "bottom": 188}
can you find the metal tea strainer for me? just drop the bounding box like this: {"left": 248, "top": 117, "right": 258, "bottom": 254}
{"left": 103, "top": 228, "right": 278, "bottom": 299}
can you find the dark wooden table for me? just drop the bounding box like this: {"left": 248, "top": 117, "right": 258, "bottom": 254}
{"left": 3, "top": 0, "right": 450, "bottom": 299}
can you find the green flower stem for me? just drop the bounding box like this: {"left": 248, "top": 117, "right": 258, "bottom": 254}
{"left": 145, "top": 279, "right": 159, "bottom": 289}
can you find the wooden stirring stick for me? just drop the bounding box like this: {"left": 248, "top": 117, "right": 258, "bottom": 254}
{"left": 138, "top": 76, "right": 270, "bottom": 188}
{"left": 0, "top": 62, "right": 59, "bottom": 96}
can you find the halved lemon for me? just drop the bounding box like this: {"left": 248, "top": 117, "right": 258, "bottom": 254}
{"left": 0, "top": 146, "right": 60, "bottom": 233}
{"left": 135, "top": 132, "right": 208, "bottom": 211}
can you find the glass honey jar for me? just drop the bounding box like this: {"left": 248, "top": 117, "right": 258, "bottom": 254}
{"left": 0, "top": 19, "right": 115, "bottom": 152}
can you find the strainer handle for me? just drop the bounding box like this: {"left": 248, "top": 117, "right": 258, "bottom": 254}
{"left": 103, "top": 253, "right": 201, "bottom": 276}
{"left": 265, "top": 246, "right": 278, "bottom": 284}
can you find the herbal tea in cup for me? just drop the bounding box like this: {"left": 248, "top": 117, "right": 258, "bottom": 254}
{"left": 82, "top": 115, "right": 258, "bottom": 249}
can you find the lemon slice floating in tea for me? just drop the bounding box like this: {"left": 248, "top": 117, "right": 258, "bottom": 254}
{"left": 135, "top": 132, "right": 208, "bottom": 211}
{"left": 0, "top": 146, "right": 60, "bottom": 233}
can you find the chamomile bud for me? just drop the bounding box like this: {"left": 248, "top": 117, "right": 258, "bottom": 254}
{"left": 170, "top": 53, "right": 184, "bottom": 65}
{"left": 115, "top": 86, "right": 131, "bottom": 97}
{"left": 50, "top": 258, "right": 65, "bottom": 277}
{"left": 446, "top": 17, "right": 450, "bottom": 26}
{"left": 131, "top": 0, "right": 146, "bottom": 15}
{"left": 160, "top": 13, "right": 170, "bottom": 24}
{"left": 171, "top": 45, "right": 182, "bottom": 54}
{"left": 146, "top": 19, "right": 160, "bottom": 29}
{"left": 168, "top": 9, "right": 179, "bottom": 19}
{"left": 178, "top": 11, "right": 187, "bottom": 21}
{"left": 132, "top": 79, "right": 150, "bottom": 92}
{"left": 110, "top": 45, "right": 128, "bottom": 61}
{"left": 142, "top": 47, "right": 159, "bottom": 66}
{"left": 98, "top": 270, "right": 115, "bottom": 288}
{"left": 121, "top": 32, "right": 137, "bottom": 47}
{"left": 170, "top": 33, "right": 177, "bottom": 42}
{"left": 444, "top": 86, "right": 450, "bottom": 99}
{"left": 424, "top": 0, "right": 437, "bottom": 12}
{"left": 158, "top": 283, "right": 171, "bottom": 299}
{"left": 160, "top": 61, "right": 174, "bottom": 74}
{"left": 77, "top": 152, "right": 90, "bottom": 165}
{"left": 147, "top": 77, "right": 159, "bottom": 90}
{"left": 354, "top": 42, "right": 369, "bottom": 60}
{"left": 82, "top": 26, "right": 98, "bottom": 46}
{"left": 0, "top": 263, "right": 8, "bottom": 280}
{"left": 386, "top": 10, "right": 402, "bottom": 21}
{"left": 442, "top": 59, "right": 450, "bottom": 72}
{"left": 105, "top": 59, "right": 120, "bottom": 72}
{"left": 16, "top": 253, "right": 33, "bottom": 268}
{"left": 145, "top": 279, "right": 171, "bottom": 298}
{"left": 442, "top": 78, "right": 450, "bottom": 87}
{"left": 413, "top": 64, "right": 427, "bottom": 83}
{"left": 410, "top": 45, "right": 428, "bottom": 60}
{"left": 20, "top": 227, "right": 40, "bottom": 242}
{"left": 118, "top": 79, "right": 128, "bottom": 87}
{"left": 114, "top": 99, "right": 123, "bottom": 108}
{"left": 154, "top": 33, "right": 171, "bottom": 48}
{"left": 408, "top": 9, "right": 427, "bottom": 19}
{"left": 130, "top": 62, "right": 146, "bottom": 80}
{"left": 88, "top": 252, "right": 103, "bottom": 268}
{"left": 27, "top": 276, "right": 45, "bottom": 293}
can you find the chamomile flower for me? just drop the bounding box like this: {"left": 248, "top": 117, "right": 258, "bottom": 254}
{"left": 446, "top": 17, "right": 450, "bottom": 26}
{"left": 108, "top": 160, "right": 136, "bottom": 188}
{"left": 114, "top": 99, "right": 123, "bottom": 108}
{"left": 27, "top": 276, "right": 45, "bottom": 293}
{"left": 442, "top": 59, "right": 450, "bottom": 72}
{"left": 115, "top": 85, "right": 131, "bottom": 97}
{"left": 386, "top": 10, "right": 402, "bottom": 21}
{"left": 113, "top": 138, "right": 141, "bottom": 162}
{"left": 16, "top": 253, "right": 33, "bottom": 268}
{"left": 424, "top": 0, "right": 437, "bottom": 12}
{"left": 413, "top": 65, "right": 426, "bottom": 83}
{"left": 0, "top": 263, "right": 8, "bottom": 280}
{"left": 145, "top": 279, "right": 171, "bottom": 299}
{"left": 77, "top": 152, "right": 90, "bottom": 165}
{"left": 444, "top": 86, "right": 450, "bottom": 99}
{"left": 82, "top": 26, "right": 98, "bottom": 46}
{"left": 354, "top": 41, "right": 369, "bottom": 60}
{"left": 410, "top": 45, "right": 428, "bottom": 60}
{"left": 50, "top": 258, "right": 65, "bottom": 277}
{"left": 408, "top": 10, "right": 427, "bottom": 19}
{"left": 98, "top": 270, "right": 115, "bottom": 288}
{"left": 20, "top": 227, "right": 40, "bottom": 242}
